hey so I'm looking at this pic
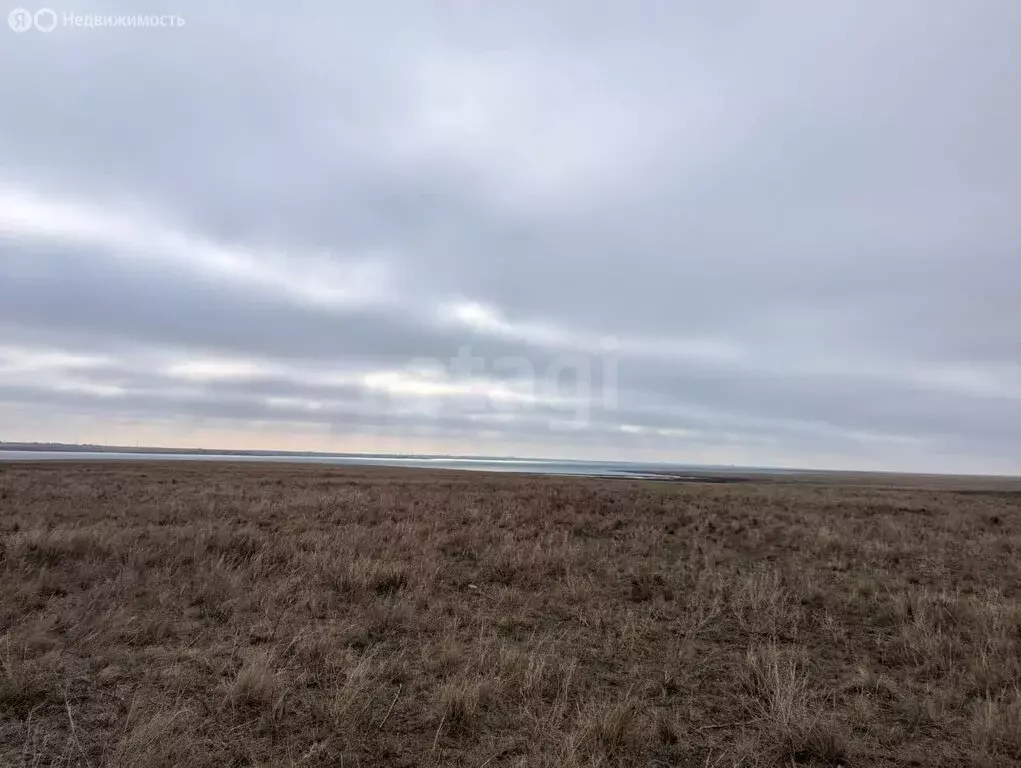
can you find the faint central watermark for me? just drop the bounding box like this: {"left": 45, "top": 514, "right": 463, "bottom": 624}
{"left": 352, "top": 338, "right": 621, "bottom": 432}
{"left": 8, "top": 7, "right": 185, "bottom": 32}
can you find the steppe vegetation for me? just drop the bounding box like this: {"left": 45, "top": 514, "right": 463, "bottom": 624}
{"left": 1, "top": 462, "right": 1019, "bottom": 766}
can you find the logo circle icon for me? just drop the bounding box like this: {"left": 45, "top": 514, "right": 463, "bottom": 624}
{"left": 34, "top": 8, "right": 57, "bottom": 32}
{"left": 8, "top": 7, "right": 34, "bottom": 32}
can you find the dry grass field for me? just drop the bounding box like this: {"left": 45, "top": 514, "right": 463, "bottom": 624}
{"left": 1, "top": 462, "right": 1020, "bottom": 767}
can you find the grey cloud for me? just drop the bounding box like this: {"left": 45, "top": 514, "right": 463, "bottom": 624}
{"left": 1, "top": 0, "right": 1019, "bottom": 472}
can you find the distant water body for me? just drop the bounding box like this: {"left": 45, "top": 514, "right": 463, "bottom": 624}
{"left": 0, "top": 450, "right": 784, "bottom": 479}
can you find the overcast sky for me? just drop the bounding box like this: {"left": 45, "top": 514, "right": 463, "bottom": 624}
{"left": 1, "top": 1, "right": 1019, "bottom": 473}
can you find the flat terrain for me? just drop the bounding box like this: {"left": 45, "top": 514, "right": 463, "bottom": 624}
{"left": 1, "top": 463, "right": 1020, "bottom": 767}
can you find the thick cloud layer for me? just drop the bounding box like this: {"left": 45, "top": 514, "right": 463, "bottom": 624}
{"left": 1, "top": 1, "right": 1019, "bottom": 472}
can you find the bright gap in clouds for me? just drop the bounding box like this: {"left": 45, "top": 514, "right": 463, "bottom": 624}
{"left": 0, "top": 185, "right": 395, "bottom": 311}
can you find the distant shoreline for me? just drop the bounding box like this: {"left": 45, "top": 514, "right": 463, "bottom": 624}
{"left": 0, "top": 442, "right": 446, "bottom": 460}
{"left": 1, "top": 444, "right": 1019, "bottom": 490}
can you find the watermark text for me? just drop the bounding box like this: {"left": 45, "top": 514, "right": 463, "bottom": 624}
{"left": 8, "top": 7, "right": 185, "bottom": 32}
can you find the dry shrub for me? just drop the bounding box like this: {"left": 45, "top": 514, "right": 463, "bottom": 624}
{"left": 438, "top": 675, "right": 496, "bottom": 735}
{"left": 849, "top": 665, "right": 900, "bottom": 703}
{"left": 497, "top": 642, "right": 577, "bottom": 704}
{"left": 891, "top": 589, "right": 966, "bottom": 678}
{"left": 333, "top": 557, "right": 409, "bottom": 598}
{"left": 740, "top": 645, "right": 850, "bottom": 766}
{"left": 742, "top": 644, "right": 809, "bottom": 731}
{"left": 573, "top": 697, "right": 646, "bottom": 763}
{"left": 108, "top": 706, "right": 201, "bottom": 768}
{"left": 0, "top": 638, "right": 58, "bottom": 718}
{"left": 224, "top": 650, "right": 284, "bottom": 714}
{"left": 326, "top": 648, "right": 405, "bottom": 730}
{"left": 203, "top": 525, "right": 267, "bottom": 565}
{"left": 971, "top": 687, "right": 1021, "bottom": 759}
{"left": 729, "top": 568, "right": 803, "bottom": 639}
